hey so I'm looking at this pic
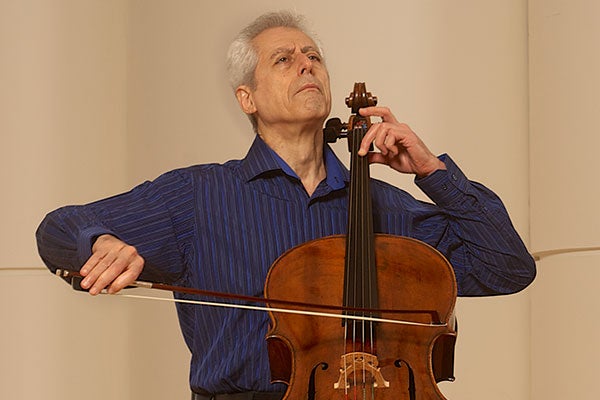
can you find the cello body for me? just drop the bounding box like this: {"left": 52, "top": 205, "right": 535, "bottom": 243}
{"left": 265, "top": 235, "right": 457, "bottom": 400}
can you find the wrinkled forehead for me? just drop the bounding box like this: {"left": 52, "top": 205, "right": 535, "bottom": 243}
{"left": 252, "top": 27, "right": 321, "bottom": 59}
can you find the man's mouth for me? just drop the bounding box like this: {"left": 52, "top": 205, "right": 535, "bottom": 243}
{"left": 297, "top": 83, "right": 321, "bottom": 94}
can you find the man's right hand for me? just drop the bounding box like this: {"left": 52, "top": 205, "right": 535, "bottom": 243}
{"left": 79, "top": 234, "right": 145, "bottom": 295}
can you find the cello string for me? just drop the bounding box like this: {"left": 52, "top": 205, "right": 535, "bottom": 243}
{"left": 360, "top": 124, "right": 370, "bottom": 395}
{"left": 353, "top": 154, "right": 365, "bottom": 396}
{"left": 364, "top": 131, "right": 376, "bottom": 396}
{"left": 359, "top": 123, "right": 369, "bottom": 395}
{"left": 343, "top": 322, "right": 349, "bottom": 398}
{"left": 349, "top": 124, "right": 361, "bottom": 396}
{"left": 359, "top": 121, "right": 376, "bottom": 396}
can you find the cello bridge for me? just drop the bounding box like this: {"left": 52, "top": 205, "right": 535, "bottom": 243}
{"left": 333, "top": 352, "right": 390, "bottom": 390}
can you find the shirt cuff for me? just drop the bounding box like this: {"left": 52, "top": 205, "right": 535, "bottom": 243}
{"left": 414, "top": 154, "right": 471, "bottom": 207}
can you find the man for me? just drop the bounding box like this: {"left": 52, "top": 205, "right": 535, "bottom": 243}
{"left": 36, "top": 11, "right": 535, "bottom": 399}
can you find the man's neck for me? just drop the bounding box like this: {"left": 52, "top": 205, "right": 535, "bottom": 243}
{"left": 258, "top": 123, "right": 326, "bottom": 196}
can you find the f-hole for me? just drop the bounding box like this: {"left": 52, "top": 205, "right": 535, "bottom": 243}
{"left": 307, "top": 362, "right": 328, "bottom": 400}
{"left": 394, "top": 359, "right": 416, "bottom": 400}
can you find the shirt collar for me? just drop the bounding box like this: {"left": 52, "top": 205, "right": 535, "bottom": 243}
{"left": 239, "top": 135, "right": 348, "bottom": 191}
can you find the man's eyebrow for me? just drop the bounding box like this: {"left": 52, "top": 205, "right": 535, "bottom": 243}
{"left": 269, "top": 45, "right": 321, "bottom": 59}
{"left": 301, "top": 45, "right": 320, "bottom": 54}
{"left": 269, "top": 47, "right": 294, "bottom": 59}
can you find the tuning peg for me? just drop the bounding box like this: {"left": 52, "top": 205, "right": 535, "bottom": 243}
{"left": 323, "top": 117, "right": 348, "bottom": 143}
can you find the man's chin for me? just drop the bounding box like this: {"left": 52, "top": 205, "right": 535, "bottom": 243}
{"left": 301, "top": 98, "right": 330, "bottom": 116}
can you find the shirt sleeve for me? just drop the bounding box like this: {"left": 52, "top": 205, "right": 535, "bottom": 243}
{"left": 413, "top": 154, "right": 536, "bottom": 296}
{"left": 36, "top": 169, "right": 196, "bottom": 285}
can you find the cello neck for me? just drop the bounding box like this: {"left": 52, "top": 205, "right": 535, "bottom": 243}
{"left": 343, "top": 83, "right": 379, "bottom": 314}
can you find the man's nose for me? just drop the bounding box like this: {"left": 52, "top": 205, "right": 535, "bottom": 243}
{"left": 298, "top": 54, "right": 313, "bottom": 75}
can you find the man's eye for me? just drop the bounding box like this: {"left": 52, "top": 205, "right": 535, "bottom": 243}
{"left": 276, "top": 56, "right": 289, "bottom": 64}
{"left": 308, "top": 54, "right": 321, "bottom": 62}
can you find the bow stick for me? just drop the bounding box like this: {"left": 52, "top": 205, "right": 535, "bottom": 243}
{"left": 56, "top": 269, "right": 445, "bottom": 327}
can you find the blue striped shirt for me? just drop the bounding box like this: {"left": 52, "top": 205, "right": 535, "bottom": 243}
{"left": 36, "top": 135, "right": 535, "bottom": 394}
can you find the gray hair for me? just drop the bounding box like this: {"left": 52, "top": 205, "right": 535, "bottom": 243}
{"left": 226, "top": 11, "right": 324, "bottom": 130}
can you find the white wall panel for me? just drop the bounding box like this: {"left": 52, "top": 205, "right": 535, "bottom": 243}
{"left": 529, "top": 0, "right": 600, "bottom": 398}
{"left": 529, "top": 0, "right": 600, "bottom": 252}
{"left": 531, "top": 253, "right": 600, "bottom": 399}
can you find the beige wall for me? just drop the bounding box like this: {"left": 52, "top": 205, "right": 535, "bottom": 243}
{"left": 0, "top": 1, "right": 141, "bottom": 399}
{"left": 4, "top": 0, "right": 584, "bottom": 399}
{"left": 529, "top": 0, "right": 600, "bottom": 398}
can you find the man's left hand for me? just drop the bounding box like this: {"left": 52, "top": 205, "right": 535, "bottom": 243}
{"left": 357, "top": 106, "right": 445, "bottom": 178}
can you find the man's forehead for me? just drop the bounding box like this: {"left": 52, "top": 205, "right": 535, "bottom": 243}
{"left": 253, "top": 27, "right": 318, "bottom": 55}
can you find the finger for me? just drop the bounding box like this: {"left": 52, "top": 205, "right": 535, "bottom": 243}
{"left": 367, "top": 152, "right": 386, "bottom": 166}
{"left": 88, "top": 244, "right": 139, "bottom": 295}
{"left": 358, "top": 122, "right": 384, "bottom": 156}
{"left": 359, "top": 106, "right": 398, "bottom": 124}
{"left": 80, "top": 251, "right": 117, "bottom": 290}
{"left": 365, "top": 123, "right": 404, "bottom": 158}
{"left": 106, "top": 256, "right": 145, "bottom": 294}
{"left": 80, "top": 251, "right": 104, "bottom": 276}
{"left": 80, "top": 234, "right": 120, "bottom": 277}
{"left": 82, "top": 241, "right": 129, "bottom": 293}
{"left": 383, "top": 133, "right": 401, "bottom": 157}
{"left": 373, "top": 127, "right": 399, "bottom": 157}
{"left": 87, "top": 258, "right": 126, "bottom": 295}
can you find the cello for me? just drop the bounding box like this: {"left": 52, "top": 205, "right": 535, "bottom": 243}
{"left": 264, "top": 83, "right": 458, "bottom": 400}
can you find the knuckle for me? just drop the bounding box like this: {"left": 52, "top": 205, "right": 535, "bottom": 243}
{"left": 133, "top": 258, "right": 145, "bottom": 274}
{"left": 95, "top": 259, "right": 111, "bottom": 271}
{"left": 135, "top": 254, "right": 145, "bottom": 266}
{"left": 123, "top": 244, "right": 138, "bottom": 257}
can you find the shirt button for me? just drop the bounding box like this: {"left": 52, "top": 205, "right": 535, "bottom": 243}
{"left": 442, "top": 184, "right": 448, "bottom": 190}
{"left": 451, "top": 174, "right": 458, "bottom": 181}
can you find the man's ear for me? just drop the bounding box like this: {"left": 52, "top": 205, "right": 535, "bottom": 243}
{"left": 235, "top": 86, "right": 257, "bottom": 115}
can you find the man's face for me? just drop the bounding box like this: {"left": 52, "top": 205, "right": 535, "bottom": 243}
{"left": 237, "top": 27, "right": 332, "bottom": 132}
